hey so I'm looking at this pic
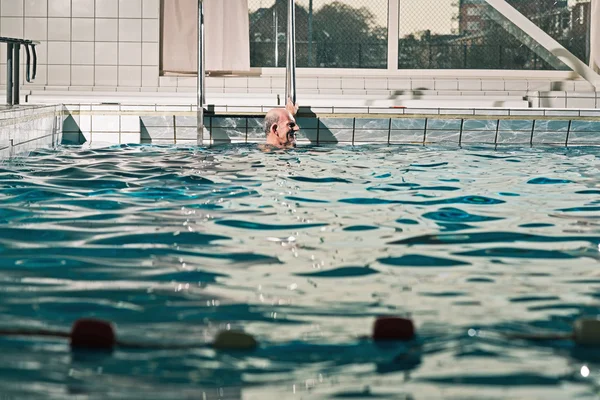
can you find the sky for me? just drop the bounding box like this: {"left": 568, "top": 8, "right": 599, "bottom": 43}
{"left": 248, "top": 0, "right": 587, "bottom": 37}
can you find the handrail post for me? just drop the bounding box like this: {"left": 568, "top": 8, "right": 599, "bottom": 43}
{"left": 196, "top": 0, "right": 205, "bottom": 146}
{"left": 285, "top": 0, "right": 297, "bottom": 107}
{"left": 6, "top": 43, "right": 13, "bottom": 106}
{"left": 14, "top": 43, "right": 20, "bottom": 105}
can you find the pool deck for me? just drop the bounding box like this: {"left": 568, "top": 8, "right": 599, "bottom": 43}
{"left": 1, "top": 74, "right": 600, "bottom": 155}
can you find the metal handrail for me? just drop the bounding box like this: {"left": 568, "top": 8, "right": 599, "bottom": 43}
{"left": 197, "top": 0, "right": 205, "bottom": 146}
{"left": 0, "top": 36, "right": 40, "bottom": 106}
{"left": 286, "top": 0, "right": 297, "bottom": 108}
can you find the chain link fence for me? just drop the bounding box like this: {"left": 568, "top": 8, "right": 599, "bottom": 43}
{"left": 248, "top": 0, "right": 388, "bottom": 68}
{"left": 398, "top": 0, "right": 590, "bottom": 70}
{"left": 248, "top": 0, "right": 591, "bottom": 70}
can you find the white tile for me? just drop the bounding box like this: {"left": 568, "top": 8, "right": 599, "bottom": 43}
{"left": 92, "top": 115, "right": 119, "bottom": 131}
{"left": 95, "top": 42, "right": 118, "bottom": 65}
{"left": 176, "top": 77, "right": 194, "bottom": 87}
{"left": 504, "top": 80, "right": 528, "bottom": 91}
{"left": 141, "top": 65, "right": 158, "bottom": 86}
{"left": 574, "top": 81, "right": 595, "bottom": 92}
{"left": 527, "top": 80, "right": 551, "bottom": 91}
{"left": 481, "top": 80, "right": 505, "bottom": 91}
{"left": 318, "top": 77, "right": 341, "bottom": 90}
{"left": 72, "top": 18, "right": 94, "bottom": 41}
{"left": 539, "top": 96, "right": 567, "bottom": 108}
{"left": 95, "top": 18, "right": 118, "bottom": 42}
{"left": 118, "top": 65, "right": 141, "bottom": 86}
{"left": 387, "top": 79, "right": 411, "bottom": 90}
{"left": 141, "top": 42, "right": 158, "bottom": 65}
{"left": 48, "top": 0, "right": 70, "bottom": 17}
{"left": 159, "top": 76, "right": 177, "bottom": 87}
{"left": 458, "top": 79, "right": 482, "bottom": 91}
{"left": 142, "top": 0, "right": 159, "bottom": 18}
{"left": 79, "top": 114, "right": 91, "bottom": 130}
{"left": 71, "top": 65, "right": 94, "bottom": 85}
{"left": 142, "top": 19, "right": 159, "bottom": 42}
{"left": 1, "top": 17, "right": 24, "bottom": 37}
{"left": 435, "top": 80, "right": 458, "bottom": 90}
{"left": 121, "top": 132, "right": 140, "bottom": 143}
{"left": 71, "top": 42, "right": 94, "bottom": 64}
{"left": 364, "top": 79, "right": 387, "bottom": 90}
{"left": 118, "top": 42, "right": 141, "bottom": 65}
{"left": 95, "top": 0, "right": 118, "bottom": 17}
{"left": 566, "top": 97, "right": 596, "bottom": 109}
{"left": 92, "top": 132, "right": 120, "bottom": 144}
{"left": 72, "top": 0, "right": 94, "bottom": 17}
{"left": 223, "top": 77, "right": 247, "bottom": 88}
{"left": 26, "top": 63, "right": 46, "bottom": 85}
{"left": 47, "top": 65, "right": 70, "bottom": 85}
{"left": 341, "top": 79, "right": 364, "bottom": 90}
{"left": 2, "top": 1, "right": 24, "bottom": 16}
{"left": 205, "top": 77, "right": 224, "bottom": 88}
{"left": 24, "top": 17, "right": 47, "bottom": 40}
{"left": 120, "top": 115, "right": 139, "bottom": 131}
{"left": 119, "top": 18, "right": 141, "bottom": 42}
{"left": 47, "top": 42, "right": 70, "bottom": 65}
{"left": 24, "top": 0, "right": 47, "bottom": 17}
{"left": 48, "top": 18, "right": 71, "bottom": 41}
{"left": 411, "top": 79, "right": 435, "bottom": 90}
{"left": 119, "top": 0, "right": 141, "bottom": 17}
{"left": 95, "top": 65, "right": 117, "bottom": 85}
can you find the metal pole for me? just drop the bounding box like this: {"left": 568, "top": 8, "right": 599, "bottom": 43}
{"left": 6, "top": 43, "right": 13, "bottom": 106}
{"left": 308, "top": 0, "right": 313, "bottom": 66}
{"left": 274, "top": 8, "right": 278, "bottom": 67}
{"left": 286, "top": 0, "right": 297, "bottom": 107}
{"left": 197, "top": 0, "right": 205, "bottom": 146}
{"left": 13, "top": 44, "right": 20, "bottom": 105}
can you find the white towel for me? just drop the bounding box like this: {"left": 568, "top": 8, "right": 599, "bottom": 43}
{"left": 162, "top": 0, "right": 250, "bottom": 74}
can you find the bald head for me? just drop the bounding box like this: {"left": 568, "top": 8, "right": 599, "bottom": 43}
{"left": 263, "top": 107, "right": 300, "bottom": 148}
{"left": 263, "top": 108, "right": 288, "bottom": 136}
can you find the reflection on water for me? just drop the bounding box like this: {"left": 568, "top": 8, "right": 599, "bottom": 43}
{"left": 0, "top": 144, "right": 599, "bottom": 399}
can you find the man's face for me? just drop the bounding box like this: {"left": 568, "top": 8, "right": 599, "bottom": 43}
{"left": 274, "top": 112, "right": 299, "bottom": 148}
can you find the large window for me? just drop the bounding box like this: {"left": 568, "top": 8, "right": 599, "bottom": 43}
{"left": 396, "top": 0, "right": 591, "bottom": 70}
{"left": 248, "top": 0, "right": 388, "bottom": 68}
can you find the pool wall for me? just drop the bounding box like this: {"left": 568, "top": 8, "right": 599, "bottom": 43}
{"left": 59, "top": 104, "right": 600, "bottom": 148}
{"left": 0, "top": 104, "right": 62, "bottom": 158}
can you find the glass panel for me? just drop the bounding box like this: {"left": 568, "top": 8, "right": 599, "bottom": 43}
{"left": 248, "top": 0, "right": 388, "bottom": 68}
{"left": 398, "top": 0, "right": 589, "bottom": 70}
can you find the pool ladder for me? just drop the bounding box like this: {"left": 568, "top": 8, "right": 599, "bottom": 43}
{"left": 1, "top": 36, "right": 40, "bottom": 106}
{"left": 196, "top": 0, "right": 297, "bottom": 145}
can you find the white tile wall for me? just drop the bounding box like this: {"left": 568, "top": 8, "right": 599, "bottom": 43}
{"left": 72, "top": 18, "right": 94, "bottom": 41}
{"left": 71, "top": 42, "right": 94, "bottom": 64}
{"left": 2, "top": 1, "right": 24, "bottom": 16}
{"left": 48, "top": 18, "right": 71, "bottom": 41}
{"left": 95, "top": 0, "right": 118, "bottom": 18}
{"left": 72, "top": 0, "right": 94, "bottom": 18}
{"left": 48, "top": 0, "right": 71, "bottom": 17}
{"left": 119, "top": 19, "right": 142, "bottom": 42}
{"left": 96, "top": 19, "right": 118, "bottom": 42}
{"left": 0, "top": 0, "right": 160, "bottom": 89}
{"left": 25, "top": 17, "right": 48, "bottom": 40}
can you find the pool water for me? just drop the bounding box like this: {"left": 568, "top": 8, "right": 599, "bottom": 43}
{"left": 1, "top": 144, "right": 600, "bottom": 399}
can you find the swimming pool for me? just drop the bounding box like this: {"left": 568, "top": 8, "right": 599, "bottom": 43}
{"left": 1, "top": 143, "right": 599, "bottom": 399}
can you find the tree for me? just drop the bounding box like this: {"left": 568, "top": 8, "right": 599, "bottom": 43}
{"left": 249, "top": 1, "right": 387, "bottom": 68}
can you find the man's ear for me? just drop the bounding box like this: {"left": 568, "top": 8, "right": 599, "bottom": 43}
{"left": 270, "top": 123, "right": 278, "bottom": 135}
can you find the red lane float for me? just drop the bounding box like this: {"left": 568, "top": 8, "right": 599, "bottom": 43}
{"left": 70, "top": 318, "right": 117, "bottom": 350}
{"left": 372, "top": 317, "right": 415, "bottom": 341}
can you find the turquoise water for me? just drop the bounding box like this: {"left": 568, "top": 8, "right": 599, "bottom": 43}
{"left": 1, "top": 144, "right": 600, "bottom": 399}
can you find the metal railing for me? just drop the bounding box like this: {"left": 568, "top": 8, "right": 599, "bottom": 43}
{"left": 196, "top": 0, "right": 299, "bottom": 146}
{"left": 1, "top": 37, "right": 39, "bottom": 106}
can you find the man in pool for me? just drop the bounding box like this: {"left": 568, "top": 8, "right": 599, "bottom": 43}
{"left": 263, "top": 100, "right": 300, "bottom": 149}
